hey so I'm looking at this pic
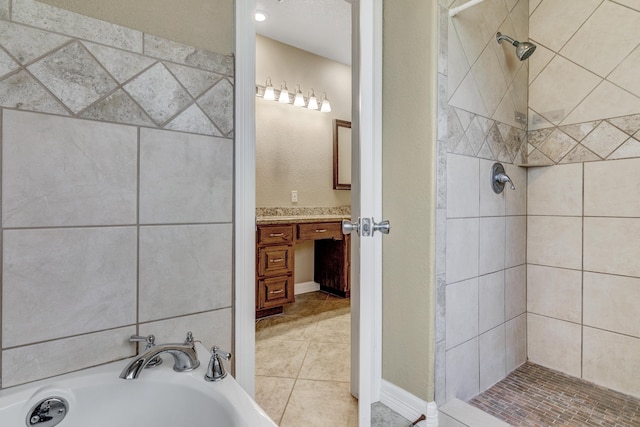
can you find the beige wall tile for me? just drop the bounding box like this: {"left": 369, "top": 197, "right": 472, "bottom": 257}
{"left": 506, "top": 216, "right": 526, "bottom": 268}
{"left": 2, "top": 326, "right": 136, "bottom": 387}
{"left": 614, "top": 0, "right": 640, "bottom": 11}
{"left": 3, "top": 227, "right": 137, "bottom": 347}
{"left": 479, "top": 325, "right": 506, "bottom": 392}
{"left": 139, "top": 308, "right": 232, "bottom": 352}
{"left": 479, "top": 217, "right": 506, "bottom": 275}
{"left": 447, "top": 154, "right": 480, "bottom": 218}
{"left": 479, "top": 271, "right": 505, "bottom": 334}
{"left": 528, "top": 43, "right": 554, "bottom": 84}
{"left": 529, "top": 0, "right": 601, "bottom": 52}
{"left": 504, "top": 163, "right": 527, "bottom": 215}
{"left": 139, "top": 128, "right": 232, "bottom": 224}
{"left": 505, "top": 265, "right": 526, "bottom": 320}
{"left": 561, "top": 1, "right": 640, "bottom": 78}
{"left": 583, "top": 327, "right": 640, "bottom": 397}
{"left": 584, "top": 272, "right": 640, "bottom": 338}
{"left": 585, "top": 158, "right": 640, "bottom": 217}
{"left": 138, "top": 224, "right": 231, "bottom": 322}
{"left": 446, "top": 218, "right": 479, "bottom": 283}
{"left": 446, "top": 278, "right": 479, "bottom": 349}
{"left": 562, "top": 81, "right": 640, "bottom": 126}
{"left": 528, "top": 163, "right": 582, "bottom": 216}
{"left": 506, "top": 314, "right": 526, "bottom": 373}
{"left": 446, "top": 337, "right": 479, "bottom": 402}
{"left": 447, "top": 18, "right": 471, "bottom": 100}
{"left": 527, "top": 313, "right": 581, "bottom": 378}
{"left": 528, "top": 56, "right": 600, "bottom": 126}
{"left": 527, "top": 265, "right": 582, "bottom": 323}
{"left": 527, "top": 216, "right": 582, "bottom": 269}
{"left": 584, "top": 217, "right": 640, "bottom": 277}
{"left": 2, "top": 110, "right": 138, "bottom": 227}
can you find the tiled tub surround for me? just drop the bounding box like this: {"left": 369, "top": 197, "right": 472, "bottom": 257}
{"left": 0, "top": 0, "right": 234, "bottom": 389}
{"left": 528, "top": 0, "right": 640, "bottom": 165}
{"left": 527, "top": 159, "right": 640, "bottom": 399}
{"left": 0, "top": 0, "right": 233, "bottom": 136}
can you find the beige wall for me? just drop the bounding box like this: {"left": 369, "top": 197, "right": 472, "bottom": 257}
{"left": 37, "top": 0, "right": 233, "bottom": 54}
{"left": 256, "top": 35, "right": 351, "bottom": 208}
{"left": 382, "top": 0, "right": 438, "bottom": 401}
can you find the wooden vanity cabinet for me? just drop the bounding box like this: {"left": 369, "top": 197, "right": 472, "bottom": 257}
{"left": 256, "top": 220, "right": 350, "bottom": 318}
{"left": 256, "top": 225, "right": 295, "bottom": 318}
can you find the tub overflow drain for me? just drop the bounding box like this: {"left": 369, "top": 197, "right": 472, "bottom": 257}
{"left": 26, "top": 397, "right": 68, "bottom": 427}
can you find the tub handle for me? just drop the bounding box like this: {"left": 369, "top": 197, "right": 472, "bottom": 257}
{"left": 205, "top": 346, "right": 232, "bottom": 382}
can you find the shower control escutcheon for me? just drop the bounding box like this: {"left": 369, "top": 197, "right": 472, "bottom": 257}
{"left": 491, "top": 162, "right": 515, "bottom": 194}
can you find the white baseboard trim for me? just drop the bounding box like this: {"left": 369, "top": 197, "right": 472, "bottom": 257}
{"left": 294, "top": 281, "right": 320, "bottom": 295}
{"left": 380, "top": 379, "right": 436, "bottom": 424}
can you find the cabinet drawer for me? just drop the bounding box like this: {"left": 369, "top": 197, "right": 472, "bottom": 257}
{"left": 258, "top": 276, "right": 294, "bottom": 309}
{"left": 257, "top": 245, "right": 293, "bottom": 276}
{"left": 297, "top": 222, "right": 343, "bottom": 242}
{"left": 257, "top": 225, "right": 294, "bottom": 245}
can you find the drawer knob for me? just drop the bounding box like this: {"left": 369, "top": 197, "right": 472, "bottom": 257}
{"left": 269, "top": 233, "right": 285, "bottom": 237}
{"left": 270, "top": 289, "right": 284, "bottom": 294}
{"left": 269, "top": 258, "right": 284, "bottom": 263}
{"left": 315, "top": 229, "right": 327, "bottom": 233}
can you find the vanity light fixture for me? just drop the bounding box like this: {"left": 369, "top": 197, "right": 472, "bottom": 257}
{"left": 320, "top": 93, "right": 332, "bottom": 113}
{"left": 307, "top": 89, "right": 318, "bottom": 110}
{"left": 263, "top": 77, "right": 275, "bottom": 101}
{"left": 278, "top": 81, "right": 289, "bottom": 103}
{"left": 293, "top": 85, "right": 305, "bottom": 107}
{"left": 255, "top": 82, "right": 330, "bottom": 112}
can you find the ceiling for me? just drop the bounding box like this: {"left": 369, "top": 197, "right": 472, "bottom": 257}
{"left": 255, "top": 0, "right": 352, "bottom": 65}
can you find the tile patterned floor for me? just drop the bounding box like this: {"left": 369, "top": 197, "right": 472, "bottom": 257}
{"left": 468, "top": 362, "right": 640, "bottom": 426}
{"left": 255, "top": 291, "right": 357, "bottom": 426}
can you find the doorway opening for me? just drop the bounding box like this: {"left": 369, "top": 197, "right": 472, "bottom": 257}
{"left": 252, "top": 1, "right": 354, "bottom": 424}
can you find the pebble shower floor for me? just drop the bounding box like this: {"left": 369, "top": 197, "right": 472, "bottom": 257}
{"left": 469, "top": 362, "right": 640, "bottom": 426}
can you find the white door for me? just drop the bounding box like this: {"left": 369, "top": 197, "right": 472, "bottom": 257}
{"left": 347, "top": 1, "right": 384, "bottom": 426}
{"left": 233, "top": 1, "right": 383, "bottom": 426}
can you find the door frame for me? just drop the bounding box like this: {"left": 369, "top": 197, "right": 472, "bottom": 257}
{"left": 233, "top": 1, "right": 383, "bottom": 424}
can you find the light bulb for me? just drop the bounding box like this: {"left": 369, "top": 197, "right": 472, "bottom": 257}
{"left": 255, "top": 11, "right": 267, "bottom": 22}
{"left": 307, "top": 89, "right": 318, "bottom": 110}
{"left": 320, "top": 93, "right": 331, "bottom": 113}
{"left": 293, "top": 85, "right": 305, "bottom": 107}
{"left": 263, "top": 77, "right": 275, "bottom": 101}
{"left": 278, "top": 82, "right": 289, "bottom": 103}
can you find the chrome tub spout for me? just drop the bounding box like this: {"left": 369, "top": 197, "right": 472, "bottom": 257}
{"left": 120, "top": 332, "right": 200, "bottom": 380}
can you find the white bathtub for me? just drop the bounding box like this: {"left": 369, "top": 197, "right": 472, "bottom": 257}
{"left": 0, "top": 342, "right": 276, "bottom": 427}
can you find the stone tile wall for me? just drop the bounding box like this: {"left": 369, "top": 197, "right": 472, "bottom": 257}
{"left": 525, "top": 0, "right": 640, "bottom": 400}
{"left": 527, "top": 0, "right": 640, "bottom": 165}
{"left": 435, "top": 0, "right": 529, "bottom": 405}
{"left": 0, "top": 0, "right": 233, "bottom": 388}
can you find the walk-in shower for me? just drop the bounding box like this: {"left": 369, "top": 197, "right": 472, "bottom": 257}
{"left": 496, "top": 32, "right": 537, "bottom": 61}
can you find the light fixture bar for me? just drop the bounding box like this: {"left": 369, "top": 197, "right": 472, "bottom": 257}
{"left": 255, "top": 83, "right": 332, "bottom": 113}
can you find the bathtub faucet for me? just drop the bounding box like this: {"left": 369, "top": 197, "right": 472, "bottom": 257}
{"left": 119, "top": 331, "right": 200, "bottom": 380}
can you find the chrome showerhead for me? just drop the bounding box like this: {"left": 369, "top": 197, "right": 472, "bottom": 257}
{"left": 496, "top": 32, "right": 537, "bottom": 61}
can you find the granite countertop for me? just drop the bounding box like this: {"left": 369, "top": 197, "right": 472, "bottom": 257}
{"left": 256, "top": 206, "right": 351, "bottom": 225}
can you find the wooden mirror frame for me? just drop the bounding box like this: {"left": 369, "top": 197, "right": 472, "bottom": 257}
{"left": 333, "top": 119, "right": 352, "bottom": 190}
